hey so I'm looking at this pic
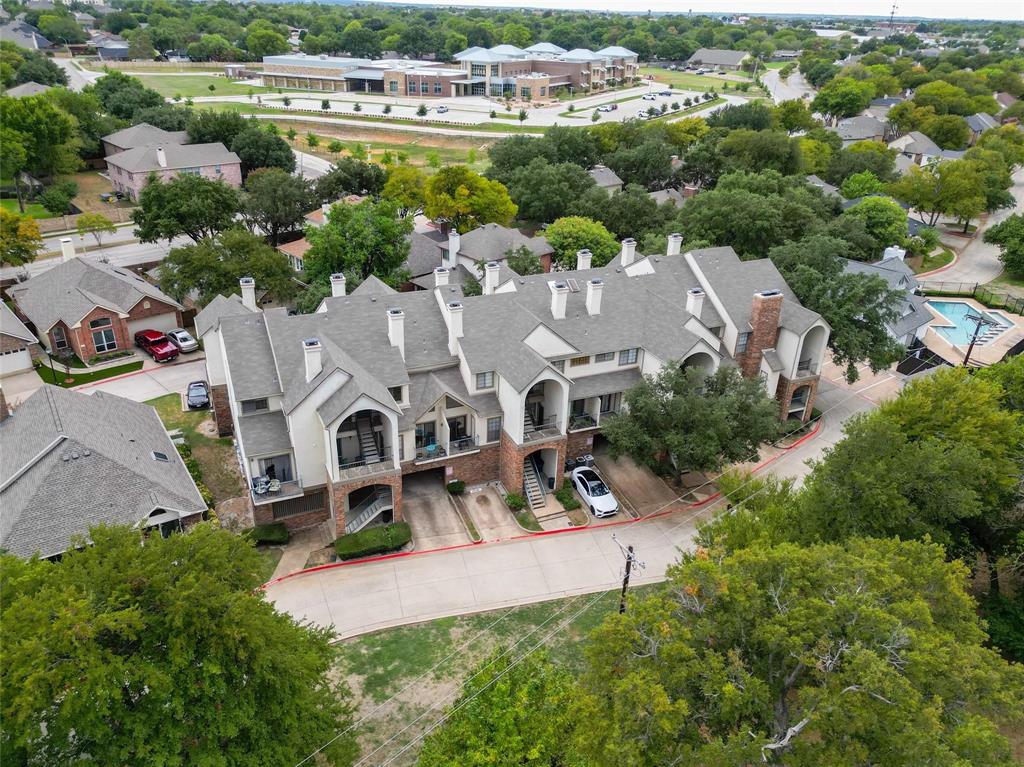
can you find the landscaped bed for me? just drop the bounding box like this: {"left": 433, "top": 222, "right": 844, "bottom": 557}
{"left": 335, "top": 522, "right": 412, "bottom": 560}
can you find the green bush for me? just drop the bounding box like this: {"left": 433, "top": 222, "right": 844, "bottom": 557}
{"left": 248, "top": 522, "right": 289, "bottom": 545}
{"left": 334, "top": 522, "right": 411, "bottom": 560}
{"left": 554, "top": 480, "right": 581, "bottom": 511}
{"left": 504, "top": 492, "right": 527, "bottom": 511}
{"left": 446, "top": 480, "right": 466, "bottom": 495}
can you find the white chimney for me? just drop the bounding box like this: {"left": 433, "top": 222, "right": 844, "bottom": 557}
{"left": 447, "top": 301, "right": 464, "bottom": 355}
{"left": 576, "top": 249, "right": 592, "bottom": 271}
{"left": 667, "top": 233, "right": 683, "bottom": 257}
{"left": 321, "top": 202, "right": 330, "bottom": 216}
{"left": 156, "top": 146, "right": 167, "bottom": 168}
{"left": 387, "top": 307, "right": 405, "bottom": 360}
{"left": 329, "top": 272, "right": 346, "bottom": 297}
{"left": 586, "top": 278, "right": 603, "bottom": 316}
{"left": 434, "top": 267, "right": 450, "bottom": 287}
{"left": 882, "top": 246, "right": 907, "bottom": 262}
{"left": 446, "top": 230, "right": 461, "bottom": 267}
{"left": 620, "top": 238, "right": 637, "bottom": 266}
{"left": 239, "top": 277, "right": 257, "bottom": 312}
{"left": 483, "top": 261, "right": 500, "bottom": 295}
{"left": 549, "top": 280, "right": 569, "bottom": 320}
{"left": 60, "top": 237, "right": 75, "bottom": 262}
{"left": 303, "top": 337, "right": 322, "bottom": 382}
{"left": 686, "top": 287, "right": 705, "bottom": 317}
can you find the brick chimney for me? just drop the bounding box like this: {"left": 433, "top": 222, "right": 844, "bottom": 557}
{"left": 740, "top": 289, "right": 783, "bottom": 378}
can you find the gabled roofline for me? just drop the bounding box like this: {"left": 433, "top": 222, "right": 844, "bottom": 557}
{"left": 0, "top": 435, "right": 66, "bottom": 493}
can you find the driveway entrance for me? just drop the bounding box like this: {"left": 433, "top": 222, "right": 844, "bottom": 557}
{"left": 592, "top": 439, "right": 679, "bottom": 517}
{"left": 402, "top": 469, "right": 470, "bottom": 550}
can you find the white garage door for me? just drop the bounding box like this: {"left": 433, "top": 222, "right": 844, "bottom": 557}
{"left": 127, "top": 313, "right": 179, "bottom": 337}
{"left": 0, "top": 348, "right": 33, "bottom": 377}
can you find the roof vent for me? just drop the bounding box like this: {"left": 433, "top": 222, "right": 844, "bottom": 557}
{"left": 62, "top": 454, "right": 70, "bottom": 462}
{"left": 152, "top": 451, "right": 169, "bottom": 462}
{"left": 71, "top": 451, "right": 80, "bottom": 460}
{"left": 566, "top": 278, "right": 580, "bottom": 293}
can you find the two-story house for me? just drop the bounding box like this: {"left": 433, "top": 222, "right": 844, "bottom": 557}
{"left": 195, "top": 238, "right": 830, "bottom": 538}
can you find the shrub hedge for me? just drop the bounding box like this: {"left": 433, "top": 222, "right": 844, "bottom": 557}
{"left": 334, "top": 522, "right": 412, "bottom": 560}
{"left": 505, "top": 492, "right": 527, "bottom": 511}
{"left": 554, "top": 479, "right": 581, "bottom": 510}
{"left": 248, "top": 522, "right": 289, "bottom": 545}
{"left": 446, "top": 479, "right": 466, "bottom": 495}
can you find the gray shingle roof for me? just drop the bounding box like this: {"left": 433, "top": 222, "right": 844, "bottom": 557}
{"left": 453, "top": 223, "right": 552, "bottom": 262}
{"left": 648, "top": 188, "right": 687, "bottom": 207}
{"left": 588, "top": 165, "right": 623, "bottom": 189}
{"left": 236, "top": 410, "right": 292, "bottom": 456}
{"left": 404, "top": 230, "right": 446, "bottom": 278}
{"left": 350, "top": 274, "right": 397, "bottom": 296}
{"left": 193, "top": 292, "right": 254, "bottom": 337}
{"left": 833, "top": 115, "right": 886, "bottom": 141}
{"left": 5, "top": 81, "right": 51, "bottom": 97}
{"left": 9, "top": 258, "right": 182, "bottom": 333}
{"left": 0, "top": 301, "right": 37, "bottom": 343}
{"left": 842, "top": 257, "right": 919, "bottom": 292}
{"left": 569, "top": 368, "right": 642, "bottom": 399}
{"left": 221, "top": 313, "right": 282, "bottom": 401}
{"left": 0, "top": 21, "right": 50, "bottom": 50}
{"left": 102, "top": 122, "right": 188, "bottom": 150}
{"left": 687, "top": 48, "right": 750, "bottom": 67}
{"left": 0, "top": 386, "right": 206, "bottom": 558}
{"left": 889, "top": 131, "right": 940, "bottom": 156}
{"left": 399, "top": 365, "right": 501, "bottom": 431}
{"left": 105, "top": 141, "right": 239, "bottom": 174}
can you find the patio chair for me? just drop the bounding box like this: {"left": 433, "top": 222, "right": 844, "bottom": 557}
{"left": 267, "top": 479, "right": 282, "bottom": 494}
{"left": 253, "top": 478, "right": 269, "bottom": 495}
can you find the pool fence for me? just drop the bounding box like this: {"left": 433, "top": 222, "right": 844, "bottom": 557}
{"left": 918, "top": 281, "right": 1024, "bottom": 316}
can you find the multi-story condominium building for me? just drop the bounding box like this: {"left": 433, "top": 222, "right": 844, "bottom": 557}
{"left": 195, "top": 239, "right": 829, "bottom": 537}
{"left": 259, "top": 43, "right": 638, "bottom": 99}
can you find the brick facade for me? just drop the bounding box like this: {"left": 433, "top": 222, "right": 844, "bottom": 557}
{"left": 498, "top": 430, "right": 567, "bottom": 496}
{"left": 43, "top": 299, "right": 180, "bottom": 363}
{"left": 108, "top": 161, "right": 243, "bottom": 202}
{"left": 400, "top": 443, "right": 501, "bottom": 486}
{"left": 565, "top": 429, "right": 597, "bottom": 459}
{"left": 128, "top": 297, "right": 182, "bottom": 325}
{"left": 330, "top": 472, "right": 404, "bottom": 538}
{"left": 775, "top": 375, "right": 819, "bottom": 422}
{"left": 738, "top": 291, "right": 783, "bottom": 378}
{"left": 252, "top": 485, "right": 333, "bottom": 533}
{"left": 210, "top": 384, "right": 234, "bottom": 437}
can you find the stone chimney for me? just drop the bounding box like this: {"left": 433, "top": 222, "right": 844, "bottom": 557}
{"left": 239, "top": 277, "right": 257, "bottom": 312}
{"left": 303, "top": 337, "right": 322, "bottom": 382}
{"left": 156, "top": 146, "right": 167, "bottom": 169}
{"left": 576, "top": 249, "right": 592, "bottom": 271}
{"left": 549, "top": 280, "right": 569, "bottom": 320}
{"left": 586, "top": 278, "right": 603, "bottom": 316}
{"left": 330, "top": 272, "right": 346, "bottom": 297}
{"left": 483, "top": 261, "right": 500, "bottom": 295}
{"left": 387, "top": 307, "right": 405, "bottom": 360}
{"left": 434, "top": 266, "right": 449, "bottom": 287}
{"left": 446, "top": 230, "right": 461, "bottom": 267}
{"left": 667, "top": 233, "right": 683, "bottom": 257}
{"left": 741, "top": 289, "right": 784, "bottom": 378}
{"left": 619, "top": 238, "right": 637, "bottom": 267}
{"left": 447, "top": 301, "right": 464, "bottom": 355}
{"left": 686, "top": 287, "right": 704, "bottom": 317}
{"left": 60, "top": 237, "right": 76, "bottom": 262}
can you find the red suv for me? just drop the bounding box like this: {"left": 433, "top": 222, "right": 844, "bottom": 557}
{"left": 134, "top": 329, "right": 179, "bottom": 363}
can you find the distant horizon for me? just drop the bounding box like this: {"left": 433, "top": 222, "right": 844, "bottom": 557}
{"left": 326, "top": 0, "right": 1023, "bottom": 23}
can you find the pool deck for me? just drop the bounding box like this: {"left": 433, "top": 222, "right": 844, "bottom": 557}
{"left": 922, "top": 298, "right": 1024, "bottom": 367}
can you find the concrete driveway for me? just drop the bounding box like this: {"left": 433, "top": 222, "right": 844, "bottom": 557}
{"left": 403, "top": 472, "right": 471, "bottom": 551}
{"left": 463, "top": 485, "right": 521, "bottom": 540}
{"left": 593, "top": 446, "right": 679, "bottom": 517}
{"left": 79, "top": 358, "right": 208, "bottom": 402}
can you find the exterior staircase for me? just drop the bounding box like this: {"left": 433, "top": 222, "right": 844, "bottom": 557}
{"left": 523, "top": 410, "right": 536, "bottom": 435}
{"left": 356, "top": 417, "right": 381, "bottom": 464}
{"left": 522, "top": 456, "right": 546, "bottom": 510}
{"left": 345, "top": 489, "right": 392, "bottom": 534}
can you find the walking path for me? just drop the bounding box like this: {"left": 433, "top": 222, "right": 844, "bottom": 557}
{"left": 264, "top": 376, "right": 879, "bottom": 639}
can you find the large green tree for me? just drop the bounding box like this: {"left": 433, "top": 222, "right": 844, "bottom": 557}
{"left": 602, "top": 365, "right": 780, "bottom": 476}
{"left": 1, "top": 94, "right": 80, "bottom": 183}
{"left": 303, "top": 199, "right": 412, "bottom": 285}
{"left": 811, "top": 76, "right": 875, "bottom": 122}
{"left": 423, "top": 165, "right": 516, "bottom": 233}
{"left": 241, "top": 168, "right": 313, "bottom": 246}
{"left": 0, "top": 209, "right": 43, "bottom": 266}
{"left": 984, "top": 213, "right": 1024, "bottom": 278}
{"left": 315, "top": 157, "right": 386, "bottom": 201}
{"left": 0, "top": 524, "right": 356, "bottom": 766}
{"left": 157, "top": 228, "right": 298, "bottom": 306}
{"left": 134, "top": 174, "right": 241, "bottom": 244}
{"left": 544, "top": 216, "right": 619, "bottom": 268}
{"left": 839, "top": 196, "right": 908, "bottom": 252}
{"left": 578, "top": 538, "right": 1024, "bottom": 766}
{"left": 505, "top": 157, "right": 595, "bottom": 224}
{"left": 230, "top": 126, "right": 296, "bottom": 178}
{"left": 381, "top": 165, "right": 426, "bottom": 217}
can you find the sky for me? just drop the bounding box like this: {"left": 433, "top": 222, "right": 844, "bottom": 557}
{"left": 381, "top": 0, "right": 1024, "bottom": 22}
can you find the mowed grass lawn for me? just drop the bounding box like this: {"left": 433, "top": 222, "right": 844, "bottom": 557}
{"left": 1, "top": 198, "right": 55, "bottom": 219}
{"left": 36, "top": 359, "right": 144, "bottom": 387}
{"left": 136, "top": 74, "right": 273, "bottom": 98}
{"left": 335, "top": 587, "right": 656, "bottom": 765}
{"left": 640, "top": 66, "right": 764, "bottom": 95}
{"left": 147, "top": 393, "right": 245, "bottom": 503}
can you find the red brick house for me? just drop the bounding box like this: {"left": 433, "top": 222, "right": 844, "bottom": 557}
{"left": 8, "top": 242, "right": 183, "bottom": 363}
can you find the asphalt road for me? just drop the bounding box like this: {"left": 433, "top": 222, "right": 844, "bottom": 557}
{"left": 762, "top": 68, "right": 814, "bottom": 103}
{"left": 53, "top": 56, "right": 101, "bottom": 92}
{"left": 1, "top": 235, "right": 186, "bottom": 282}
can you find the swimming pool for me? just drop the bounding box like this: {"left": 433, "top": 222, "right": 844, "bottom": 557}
{"left": 927, "top": 300, "right": 1012, "bottom": 346}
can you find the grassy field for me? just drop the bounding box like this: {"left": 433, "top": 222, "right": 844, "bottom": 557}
{"left": 335, "top": 587, "right": 655, "bottom": 765}
{"left": 288, "top": 129, "right": 490, "bottom": 172}
{"left": 147, "top": 393, "right": 245, "bottom": 504}
{"left": 1, "top": 198, "right": 55, "bottom": 219}
{"left": 136, "top": 74, "right": 274, "bottom": 98}
{"left": 914, "top": 245, "right": 956, "bottom": 274}
{"left": 640, "top": 66, "right": 765, "bottom": 96}
{"left": 80, "top": 60, "right": 261, "bottom": 74}
{"left": 256, "top": 547, "right": 283, "bottom": 581}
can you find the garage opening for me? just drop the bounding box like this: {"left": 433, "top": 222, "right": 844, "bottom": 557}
{"left": 403, "top": 467, "right": 446, "bottom": 496}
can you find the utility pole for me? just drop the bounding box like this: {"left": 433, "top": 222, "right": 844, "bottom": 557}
{"left": 962, "top": 310, "right": 997, "bottom": 368}
{"left": 612, "top": 534, "right": 645, "bottom": 613}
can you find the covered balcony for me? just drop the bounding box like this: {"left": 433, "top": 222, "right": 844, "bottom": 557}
{"left": 336, "top": 409, "right": 396, "bottom": 481}
{"left": 413, "top": 402, "right": 480, "bottom": 464}
{"left": 795, "top": 325, "right": 828, "bottom": 379}
{"left": 523, "top": 379, "right": 566, "bottom": 443}
{"left": 249, "top": 453, "right": 303, "bottom": 506}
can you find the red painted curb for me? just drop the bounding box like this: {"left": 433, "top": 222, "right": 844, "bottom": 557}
{"left": 261, "top": 417, "right": 825, "bottom": 590}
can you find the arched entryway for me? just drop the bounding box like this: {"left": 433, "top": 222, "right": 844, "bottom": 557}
{"left": 797, "top": 325, "right": 828, "bottom": 376}
{"left": 787, "top": 384, "right": 813, "bottom": 420}
{"left": 524, "top": 378, "right": 567, "bottom": 439}
{"left": 681, "top": 351, "right": 716, "bottom": 375}
{"left": 337, "top": 409, "right": 391, "bottom": 470}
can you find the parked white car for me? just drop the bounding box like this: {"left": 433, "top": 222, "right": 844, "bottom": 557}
{"left": 167, "top": 328, "right": 199, "bottom": 353}
{"left": 571, "top": 466, "right": 619, "bottom": 518}
{"left": 641, "top": 93, "right": 658, "bottom": 101}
